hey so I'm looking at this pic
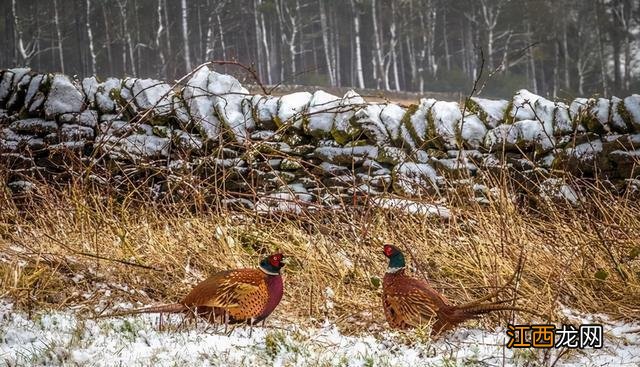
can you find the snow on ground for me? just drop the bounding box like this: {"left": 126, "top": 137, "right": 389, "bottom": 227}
{"left": 1, "top": 301, "right": 638, "bottom": 366}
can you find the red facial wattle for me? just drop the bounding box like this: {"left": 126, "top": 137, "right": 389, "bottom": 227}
{"left": 384, "top": 245, "right": 393, "bottom": 257}
{"left": 269, "top": 254, "right": 284, "bottom": 267}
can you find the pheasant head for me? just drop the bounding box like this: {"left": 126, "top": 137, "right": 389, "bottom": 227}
{"left": 259, "top": 253, "right": 287, "bottom": 275}
{"left": 383, "top": 244, "right": 406, "bottom": 272}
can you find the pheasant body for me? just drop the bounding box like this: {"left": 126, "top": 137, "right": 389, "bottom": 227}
{"left": 107, "top": 253, "right": 286, "bottom": 325}
{"left": 381, "top": 245, "right": 522, "bottom": 335}
{"left": 180, "top": 267, "right": 283, "bottom": 324}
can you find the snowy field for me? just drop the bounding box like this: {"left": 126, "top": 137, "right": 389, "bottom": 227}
{"left": 1, "top": 302, "right": 638, "bottom": 366}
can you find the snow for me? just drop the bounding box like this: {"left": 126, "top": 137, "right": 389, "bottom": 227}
{"left": 624, "top": 94, "right": 640, "bottom": 130}
{"left": 98, "top": 133, "right": 170, "bottom": 160}
{"left": 276, "top": 92, "right": 312, "bottom": 129}
{"left": 332, "top": 90, "right": 365, "bottom": 143}
{"left": 255, "top": 192, "right": 309, "bottom": 214}
{"left": 253, "top": 95, "right": 280, "bottom": 123}
{"left": 0, "top": 68, "right": 30, "bottom": 103}
{"left": 610, "top": 96, "right": 628, "bottom": 132}
{"left": 470, "top": 97, "right": 507, "bottom": 127}
{"left": 459, "top": 114, "right": 487, "bottom": 149}
{"left": 9, "top": 118, "right": 58, "bottom": 134}
{"left": 44, "top": 74, "right": 85, "bottom": 118}
{"left": 60, "top": 124, "right": 94, "bottom": 141}
{"left": 554, "top": 102, "right": 574, "bottom": 135}
{"left": 430, "top": 101, "right": 461, "bottom": 148}
{"left": 406, "top": 98, "right": 436, "bottom": 145}
{"left": 0, "top": 70, "right": 14, "bottom": 102}
{"left": 25, "top": 74, "right": 45, "bottom": 106}
{"left": 510, "top": 89, "right": 543, "bottom": 121}
{"left": 82, "top": 76, "right": 99, "bottom": 106}
{"left": 539, "top": 178, "right": 580, "bottom": 205}
{"left": 594, "top": 98, "right": 611, "bottom": 129}
{"left": 95, "top": 78, "right": 120, "bottom": 113}
{"left": 208, "top": 71, "right": 253, "bottom": 142}
{"left": 567, "top": 140, "right": 604, "bottom": 161}
{"left": 183, "top": 67, "right": 220, "bottom": 140}
{"left": 484, "top": 120, "right": 554, "bottom": 153}
{"left": 392, "top": 162, "right": 439, "bottom": 196}
{"left": 380, "top": 104, "right": 406, "bottom": 142}
{"left": 78, "top": 110, "right": 98, "bottom": 128}
{"left": 370, "top": 197, "right": 451, "bottom": 219}
{"left": 569, "top": 98, "right": 593, "bottom": 120}
{"left": 314, "top": 145, "right": 379, "bottom": 164}
{"left": 2, "top": 302, "right": 636, "bottom": 366}
{"left": 130, "top": 78, "right": 173, "bottom": 116}
{"left": 354, "top": 104, "right": 389, "bottom": 144}
{"left": 305, "top": 90, "right": 340, "bottom": 137}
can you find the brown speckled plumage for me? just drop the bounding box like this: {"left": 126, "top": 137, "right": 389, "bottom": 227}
{"left": 106, "top": 253, "right": 286, "bottom": 325}
{"left": 382, "top": 244, "right": 526, "bottom": 335}
{"left": 180, "top": 268, "right": 279, "bottom": 324}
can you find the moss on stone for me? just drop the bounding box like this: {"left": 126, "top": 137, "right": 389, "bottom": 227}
{"left": 617, "top": 100, "right": 635, "bottom": 133}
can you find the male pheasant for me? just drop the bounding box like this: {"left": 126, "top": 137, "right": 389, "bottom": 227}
{"left": 107, "top": 253, "right": 287, "bottom": 326}
{"left": 382, "top": 244, "right": 528, "bottom": 335}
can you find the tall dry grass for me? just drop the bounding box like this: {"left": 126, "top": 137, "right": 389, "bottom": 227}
{"left": 1, "top": 168, "right": 639, "bottom": 335}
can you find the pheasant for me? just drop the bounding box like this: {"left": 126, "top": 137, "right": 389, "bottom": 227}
{"left": 105, "top": 253, "right": 287, "bottom": 328}
{"left": 382, "top": 244, "right": 531, "bottom": 335}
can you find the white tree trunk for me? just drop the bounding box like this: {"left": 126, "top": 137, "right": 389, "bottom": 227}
{"left": 204, "top": 12, "right": 214, "bottom": 60}
{"left": 11, "top": 0, "right": 37, "bottom": 63}
{"left": 527, "top": 22, "right": 537, "bottom": 93}
{"left": 53, "top": 0, "right": 65, "bottom": 73}
{"left": 389, "top": 3, "right": 400, "bottom": 91}
{"left": 86, "top": 0, "right": 97, "bottom": 75}
{"left": 118, "top": 0, "right": 136, "bottom": 76}
{"left": 319, "top": 0, "right": 335, "bottom": 86}
{"left": 258, "top": 1, "right": 272, "bottom": 84}
{"left": 479, "top": 0, "right": 502, "bottom": 70}
{"left": 253, "top": 0, "right": 265, "bottom": 79}
{"left": 371, "top": 0, "right": 389, "bottom": 90}
{"left": 155, "top": 0, "right": 167, "bottom": 76}
{"left": 350, "top": 0, "right": 365, "bottom": 89}
{"left": 442, "top": 7, "right": 451, "bottom": 70}
{"left": 216, "top": 13, "right": 227, "bottom": 60}
{"left": 181, "top": 0, "right": 192, "bottom": 73}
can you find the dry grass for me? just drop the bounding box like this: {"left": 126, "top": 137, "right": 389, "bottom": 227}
{"left": 1, "top": 171, "right": 639, "bottom": 336}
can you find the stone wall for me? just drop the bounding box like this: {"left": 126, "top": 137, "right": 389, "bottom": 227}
{"left": 2, "top": 66, "right": 640, "bottom": 211}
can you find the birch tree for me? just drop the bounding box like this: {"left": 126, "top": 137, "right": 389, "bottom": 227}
{"left": 86, "top": 0, "right": 97, "bottom": 75}
{"left": 350, "top": 0, "right": 365, "bottom": 89}
{"left": 181, "top": 0, "right": 192, "bottom": 73}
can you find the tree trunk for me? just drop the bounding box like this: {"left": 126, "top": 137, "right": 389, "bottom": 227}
{"left": 258, "top": 1, "right": 272, "bottom": 84}
{"left": 371, "top": 0, "right": 389, "bottom": 90}
{"left": 562, "top": 20, "right": 570, "bottom": 90}
{"left": 527, "top": 22, "right": 537, "bottom": 93}
{"left": 156, "top": 0, "right": 167, "bottom": 77}
{"left": 181, "top": 0, "right": 192, "bottom": 73}
{"left": 443, "top": 7, "right": 451, "bottom": 71}
{"left": 351, "top": 0, "right": 365, "bottom": 89}
{"left": 594, "top": 1, "right": 608, "bottom": 97}
{"left": 319, "top": 0, "right": 335, "bottom": 86}
{"left": 86, "top": 0, "right": 97, "bottom": 75}
{"left": 101, "top": 3, "right": 113, "bottom": 75}
{"left": 254, "top": 0, "right": 265, "bottom": 80}
{"left": 53, "top": 0, "right": 65, "bottom": 73}
{"left": 553, "top": 38, "right": 559, "bottom": 98}
{"left": 217, "top": 13, "right": 227, "bottom": 61}
{"left": 390, "top": 2, "right": 400, "bottom": 91}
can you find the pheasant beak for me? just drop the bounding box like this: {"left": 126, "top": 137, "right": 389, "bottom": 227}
{"left": 280, "top": 257, "right": 289, "bottom": 265}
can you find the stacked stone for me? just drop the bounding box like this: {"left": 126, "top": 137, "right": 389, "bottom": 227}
{"left": 2, "top": 66, "right": 640, "bottom": 210}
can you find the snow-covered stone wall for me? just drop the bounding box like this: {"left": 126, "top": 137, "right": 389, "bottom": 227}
{"left": 2, "top": 66, "right": 640, "bottom": 209}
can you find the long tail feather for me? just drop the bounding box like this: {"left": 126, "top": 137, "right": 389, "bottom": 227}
{"left": 457, "top": 302, "right": 545, "bottom": 318}
{"left": 95, "top": 303, "right": 187, "bottom": 319}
